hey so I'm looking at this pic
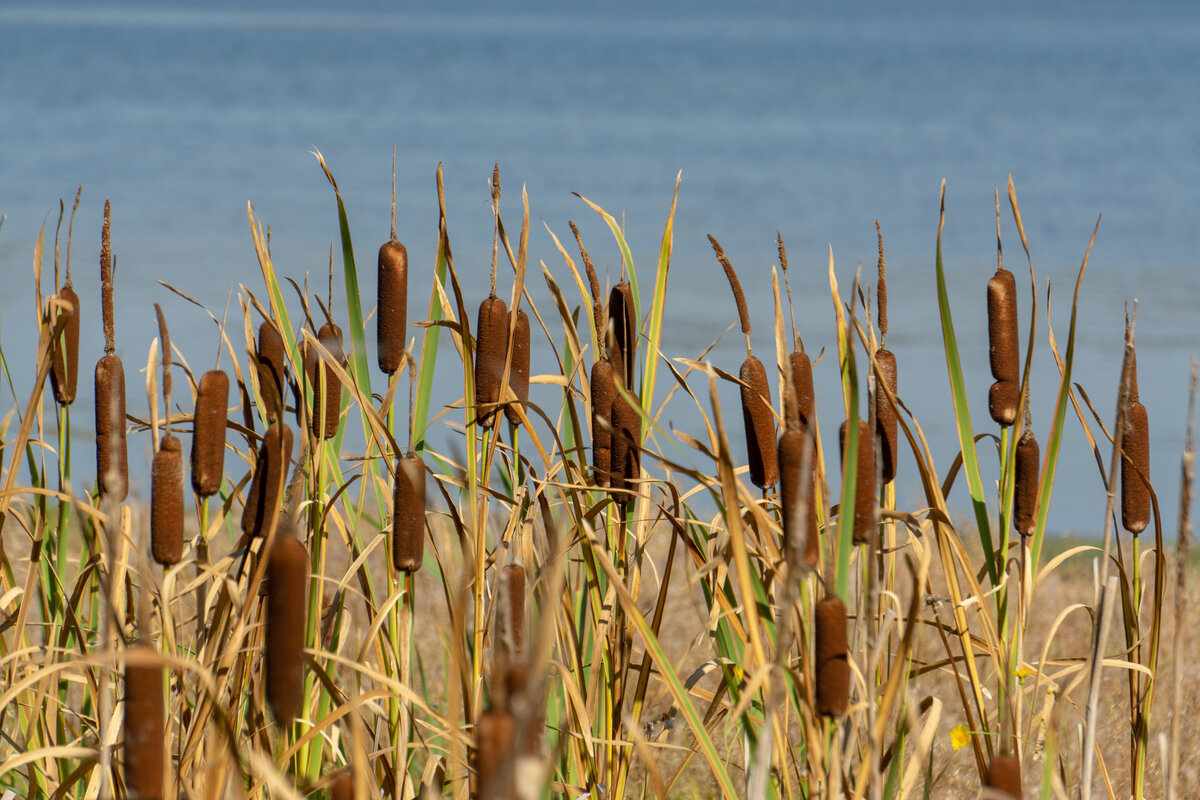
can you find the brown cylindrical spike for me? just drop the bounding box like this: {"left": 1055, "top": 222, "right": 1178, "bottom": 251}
{"left": 740, "top": 356, "right": 778, "bottom": 489}
{"left": 789, "top": 350, "right": 814, "bottom": 428}
{"left": 612, "top": 388, "right": 641, "bottom": 504}
{"left": 875, "top": 348, "right": 899, "bottom": 484}
{"left": 504, "top": 309, "right": 530, "bottom": 426}
{"left": 307, "top": 322, "right": 344, "bottom": 440}
{"left": 392, "top": 455, "right": 426, "bottom": 572}
{"left": 814, "top": 595, "right": 849, "bottom": 717}
{"left": 502, "top": 563, "right": 526, "bottom": 655}
{"left": 475, "top": 296, "right": 509, "bottom": 428}
{"left": 840, "top": 418, "right": 875, "bottom": 545}
{"left": 989, "top": 380, "right": 1019, "bottom": 427}
{"left": 50, "top": 284, "right": 80, "bottom": 405}
{"left": 123, "top": 646, "right": 165, "bottom": 800}
{"left": 474, "top": 707, "right": 517, "bottom": 800}
{"left": 987, "top": 267, "right": 1020, "bottom": 385}
{"left": 1014, "top": 432, "right": 1040, "bottom": 537}
{"left": 330, "top": 771, "right": 353, "bottom": 800}
{"left": 985, "top": 754, "right": 1022, "bottom": 798}
{"left": 377, "top": 239, "right": 408, "bottom": 375}
{"left": 241, "top": 423, "right": 294, "bottom": 539}
{"left": 95, "top": 353, "right": 128, "bottom": 502}
{"left": 608, "top": 282, "right": 636, "bottom": 387}
{"left": 1121, "top": 400, "right": 1151, "bottom": 534}
{"left": 151, "top": 434, "right": 184, "bottom": 566}
{"left": 266, "top": 521, "right": 307, "bottom": 727}
{"left": 779, "top": 427, "right": 818, "bottom": 566}
{"left": 257, "top": 321, "right": 286, "bottom": 422}
{"left": 191, "top": 369, "right": 229, "bottom": 497}
{"left": 590, "top": 360, "right": 615, "bottom": 488}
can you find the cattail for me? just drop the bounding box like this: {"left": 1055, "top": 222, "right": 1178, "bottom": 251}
{"left": 840, "top": 418, "right": 875, "bottom": 545}
{"left": 96, "top": 353, "right": 129, "bottom": 502}
{"left": 989, "top": 380, "right": 1019, "bottom": 428}
{"left": 392, "top": 455, "right": 426, "bottom": 572}
{"left": 50, "top": 284, "right": 80, "bottom": 405}
{"left": 590, "top": 360, "right": 615, "bottom": 488}
{"left": 741, "top": 356, "right": 778, "bottom": 489}
{"left": 151, "top": 434, "right": 184, "bottom": 566}
{"left": 814, "top": 595, "right": 849, "bottom": 717}
{"left": 608, "top": 387, "right": 641, "bottom": 504}
{"left": 475, "top": 296, "right": 509, "bottom": 428}
{"left": 256, "top": 321, "right": 286, "bottom": 421}
{"left": 191, "top": 369, "right": 229, "bottom": 497}
{"left": 242, "top": 422, "right": 294, "bottom": 538}
{"left": 779, "top": 426, "right": 818, "bottom": 568}
{"left": 503, "top": 308, "right": 530, "bottom": 426}
{"left": 306, "top": 322, "right": 344, "bottom": 440}
{"left": 1014, "top": 430, "right": 1040, "bottom": 537}
{"left": 501, "top": 563, "right": 526, "bottom": 655}
{"left": 266, "top": 519, "right": 307, "bottom": 727}
{"left": 474, "top": 707, "right": 517, "bottom": 800}
{"left": 875, "top": 348, "right": 899, "bottom": 484}
{"left": 985, "top": 754, "right": 1022, "bottom": 798}
{"left": 608, "top": 282, "right": 636, "bottom": 387}
{"left": 330, "top": 771, "right": 353, "bottom": 800}
{"left": 988, "top": 266, "right": 1020, "bottom": 426}
{"left": 789, "top": 350, "right": 814, "bottom": 428}
{"left": 1122, "top": 398, "right": 1151, "bottom": 535}
{"left": 377, "top": 238, "right": 408, "bottom": 375}
{"left": 123, "top": 646, "right": 164, "bottom": 800}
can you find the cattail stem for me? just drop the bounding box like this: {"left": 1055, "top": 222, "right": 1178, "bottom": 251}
{"left": 101, "top": 199, "right": 114, "bottom": 354}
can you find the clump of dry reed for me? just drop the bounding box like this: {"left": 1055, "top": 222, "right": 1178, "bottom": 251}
{"left": 265, "top": 517, "right": 307, "bottom": 727}
{"left": 95, "top": 199, "right": 128, "bottom": 502}
{"left": 123, "top": 645, "right": 164, "bottom": 800}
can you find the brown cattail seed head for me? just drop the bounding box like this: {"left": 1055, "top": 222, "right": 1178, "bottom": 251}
{"left": 1121, "top": 400, "right": 1151, "bottom": 534}
{"left": 814, "top": 595, "right": 849, "bottom": 717}
{"left": 1014, "top": 432, "right": 1040, "bottom": 537}
{"left": 988, "top": 380, "right": 1019, "bottom": 427}
{"left": 50, "top": 285, "right": 80, "bottom": 405}
{"left": 377, "top": 239, "right": 408, "bottom": 375}
{"left": 266, "top": 521, "right": 307, "bottom": 727}
{"left": 151, "top": 434, "right": 184, "bottom": 566}
{"left": 392, "top": 455, "right": 426, "bottom": 572}
{"left": 779, "top": 427, "right": 818, "bottom": 567}
{"left": 608, "top": 282, "right": 637, "bottom": 387}
{"left": 257, "top": 321, "right": 286, "bottom": 422}
{"left": 503, "top": 308, "right": 530, "bottom": 426}
{"left": 308, "top": 323, "right": 344, "bottom": 440}
{"left": 590, "top": 360, "right": 615, "bottom": 488}
{"left": 242, "top": 422, "right": 294, "bottom": 538}
{"left": 789, "top": 350, "right": 814, "bottom": 428}
{"left": 840, "top": 418, "right": 875, "bottom": 545}
{"left": 502, "top": 563, "right": 526, "bottom": 655}
{"left": 95, "top": 352, "right": 128, "bottom": 502}
{"left": 474, "top": 708, "right": 517, "bottom": 800}
{"left": 875, "top": 348, "right": 899, "bottom": 484}
{"left": 987, "top": 267, "right": 1020, "bottom": 385}
{"left": 985, "top": 754, "right": 1022, "bottom": 798}
{"left": 191, "top": 369, "right": 229, "bottom": 497}
{"left": 740, "top": 355, "right": 778, "bottom": 489}
{"left": 611, "top": 388, "right": 641, "bottom": 504}
{"left": 123, "top": 646, "right": 165, "bottom": 800}
{"left": 330, "top": 772, "right": 353, "bottom": 800}
{"left": 475, "top": 296, "right": 509, "bottom": 428}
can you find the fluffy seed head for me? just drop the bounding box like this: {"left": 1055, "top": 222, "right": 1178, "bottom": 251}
{"left": 50, "top": 285, "right": 80, "bottom": 405}
{"left": 875, "top": 348, "right": 898, "bottom": 484}
{"left": 1121, "top": 400, "right": 1151, "bottom": 534}
{"left": 151, "top": 434, "right": 184, "bottom": 566}
{"left": 504, "top": 308, "right": 530, "bottom": 426}
{"left": 475, "top": 296, "right": 509, "bottom": 428}
{"left": 392, "top": 455, "right": 426, "bottom": 572}
{"left": 839, "top": 419, "right": 875, "bottom": 544}
{"left": 814, "top": 595, "right": 849, "bottom": 717}
{"left": 256, "top": 321, "right": 286, "bottom": 422}
{"left": 266, "top": 521, "right": 307, "bottom": 727}
{"left": 95, "top": 352, "right": 128, "bottom": 502}
{"left": 740, "top": 355, "right": 778, "bottom": 489}
{"left": 123, "top": 646, "right": 164, "bottom": 800}
{"left": 985, "top": 754, "right": 1023, "bottom": 798}
{"left": 242, "top": 423, "right": 294, "bottom": 538}
{"left": 590, "top": 360, "right": 615, "bottom": 488}
{"left": 377, "top": 239, "right": 408, "bottom": 375}
{"left": 987, "top": 267, "right": 1020, "bottom": 384}
{"left": 191, "top": 369, "right": 229, "bottom": 497}
{"left": 989, "top": 380, "right": 1019, "bottom": 427}
{"left": 1014, "top": 433, "right": 1040, "bottom": 537}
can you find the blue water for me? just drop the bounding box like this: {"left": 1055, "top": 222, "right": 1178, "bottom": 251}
{"left": 1, "top": 1, "right": 1198, "bottom": 539}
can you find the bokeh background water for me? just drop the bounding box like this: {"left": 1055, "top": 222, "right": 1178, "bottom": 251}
{"left": 2, "top": 0, "right": 1198, "bottom": 538}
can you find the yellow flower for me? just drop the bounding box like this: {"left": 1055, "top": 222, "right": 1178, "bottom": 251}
{"left": 950, "top": 723, "right": 971, "bottom": 751}
{"left": 1015, "top": 666, "right": 1034, "bottom": 680}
